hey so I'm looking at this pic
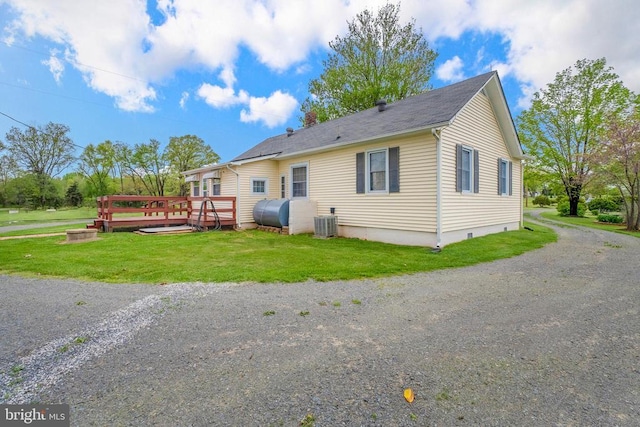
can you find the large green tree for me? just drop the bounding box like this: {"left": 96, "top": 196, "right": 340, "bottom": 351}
{"left": 518, "top": 58, "right": 635, "bottom": 216}
{"left": 77, "top": 140, "right": 116, "bottom": 197}
{"left": 301, "top": 2, "right": 437, "bottom": 123}
{"left": 3, "top": 122, "right": 76, "bottom": 208}
{"left": 164, "top": 135, "right": 220, "bottom": 196}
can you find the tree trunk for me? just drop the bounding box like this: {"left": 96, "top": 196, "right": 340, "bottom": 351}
{"left": 567, "top": 183, "right": 582, "bottom": 216}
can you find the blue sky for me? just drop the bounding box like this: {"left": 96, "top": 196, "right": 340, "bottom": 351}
{"left": 1, "top": 0, "right": 638, "bottom": 167}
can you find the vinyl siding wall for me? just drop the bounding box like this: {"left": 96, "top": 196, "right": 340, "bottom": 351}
{"left": 228, "top": 160, "right": 280, "bottom": 225}
{"left": 276, "top": 132, "right": 437, "bottom": 233}
{"left": 440, "top": 92, "right": 522, "bottom": 234}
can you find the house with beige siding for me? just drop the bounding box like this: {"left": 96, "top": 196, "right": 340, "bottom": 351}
{"left": 182, "top": 71, "right": 524, "bottom": 247}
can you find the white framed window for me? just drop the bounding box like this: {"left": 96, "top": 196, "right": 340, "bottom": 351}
{"left": 280, "top": 175, "right": 286, "bottom": 198}
{"left": 461, "top": 147, "right": 473, "bottom": 193}
{"left": 367, "top": 148, "right": 388, "bottom": 193}
{"left": 251, "top": 178, "right": 268, "bottom": 195}
{"left": 456, "top": 144, "right": 479, "bottom": 194}
{"left": 212, "top": 178, "right": 221, "bottom": 196}
{"left": 290, "top": 163, "right": 308, "bottom": 198}
{"left": 202, "top": 179, "right": 209, "bottom": 197}
{"left": 193, "top": 181, "right": 200, "bottom": 197}
{"left": 498, "top": 158, "right": 513, "bottom": 196}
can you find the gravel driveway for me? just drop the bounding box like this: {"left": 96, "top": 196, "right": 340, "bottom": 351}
{"left": 1, "top": 214, "right": 638, "bottom": 426}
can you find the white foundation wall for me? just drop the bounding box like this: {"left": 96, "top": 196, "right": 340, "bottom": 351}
{"left": 339, "top": 220, "right": 521, "bottom": 247}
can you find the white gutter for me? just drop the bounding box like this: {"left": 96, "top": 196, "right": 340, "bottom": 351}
{"left": 432, "top": 128, "right": 443, "bottom": 248}
{"left": 225, "top": 164, "right": 241, "bottom": 229}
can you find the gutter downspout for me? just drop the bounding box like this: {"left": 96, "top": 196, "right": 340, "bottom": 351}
{"left": 432, "top": 128, "right": 443, "bottom": 248}
{"left": 226, "top": 164, "right": 241, "bottom": 228}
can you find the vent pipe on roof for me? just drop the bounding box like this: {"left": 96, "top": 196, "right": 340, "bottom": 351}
{"left": 286, "top": 127, "right": 294, "bottom": 136}
{"left": 376, "top": 99, "right": 387, "bottom": 112}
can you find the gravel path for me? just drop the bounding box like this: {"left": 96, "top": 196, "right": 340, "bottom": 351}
{"left": 1, "top": 213, "right": 638, "bottom": 426}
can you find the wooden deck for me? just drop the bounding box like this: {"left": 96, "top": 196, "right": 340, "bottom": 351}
{"left": 91, "top": 195, "right": 236, "bottom": 232}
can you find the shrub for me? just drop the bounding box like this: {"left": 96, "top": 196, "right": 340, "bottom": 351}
{"left": 557, "top": 201, "right": 587, "bottom": 217}
{"left": 588, "top": 197, "right": 619, "bottom": 213}
{"left": 597, "top": 214, "right": 623, "bottom": 224}
{"left": 532, "top": 195, "right": 551, "bottom": 207}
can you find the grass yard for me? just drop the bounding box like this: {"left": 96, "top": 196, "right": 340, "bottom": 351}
{"left": 538, "top": 210, "right": 639, "bottom": 238}
{"left": 0, "top": 223, "right": 556, "bottom": 284}
{"left": 0, "top": 207, "right": 96, "bottom": 227}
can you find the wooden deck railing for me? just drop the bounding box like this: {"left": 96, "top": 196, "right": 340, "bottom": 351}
{"left": 95, "top": 195, "right": 236, "bottom": 231}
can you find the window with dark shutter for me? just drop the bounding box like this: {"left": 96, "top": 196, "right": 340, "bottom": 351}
{"left": 457, "top": 145, "right": 479, "bottom": 193}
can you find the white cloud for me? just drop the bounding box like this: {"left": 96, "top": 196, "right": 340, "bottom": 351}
{"left": 436, "top": 56, "right": 465, "bottom": 82}
{"left": 460, "top": 0, "right": 640, "bottom": 106}
{"left": 240, "top": 90, "right": 299, "bottom": 128}
{"left": 2, "top": 0, "right": 639, "bottom": 116}
{"left": 198, "top": 80, "right": 297, "bottom": 128}
{"left": 197, "top": 84, "right": 249, "bottom": 109}
{"left": 41, "top": 49, "right": 64, "bottom": 84}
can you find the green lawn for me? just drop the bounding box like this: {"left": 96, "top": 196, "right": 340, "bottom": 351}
{"left": 538, "top": 210, "right": 639, "bottom": 238}
{"left": 0, "top": 223, "right": 556, "bottom": 284}
{"left": 0, "top": 207, "right": 96, "bottom": 227}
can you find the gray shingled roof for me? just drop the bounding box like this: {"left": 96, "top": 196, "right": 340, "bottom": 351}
{"left": 232, "top": 71, "right": 497, "bottom": 162}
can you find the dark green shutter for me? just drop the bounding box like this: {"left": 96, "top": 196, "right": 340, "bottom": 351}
{"left": 389, "top": 147, "right": 399, "bottom": 193}
{"left": 356, "top": 152, "right": 365, "bottom": 194}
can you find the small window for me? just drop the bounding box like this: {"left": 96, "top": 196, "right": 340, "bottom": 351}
{"left": 251, "top": 178, "right": 268, "bottom": 195}
{"left": 193, "top": 181, "right": 200, "bottom": 197}
{"left": 212, "top": 178, "right": 221, "bottom": 196}
{"left": 202, "top": 179, "right": 208, "bottom": 197}
{"left": 498, "top": 158, "right": 513, "bottom": 196}
{"left": 291, "top": 164, "right": 308, "bottom": 198}
{"left": 280, "top": 175, "right": 286, "bottom": 198}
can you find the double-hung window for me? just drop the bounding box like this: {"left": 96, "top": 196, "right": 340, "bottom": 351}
{"left": 461, "top": 148, "right": 472, "bottom": 192}
{"left": 212, "top": 178, "right": 221, "bottom": 196}
{"left": 368, "top": 149, "right": 387, "bottom": 192}
{"left": 456, "top": 144, "right": 479, "bottom": 193}
{"left": 193, "top": 181, "right": 200, "bottom": 197}
{"left": 356, "top": 147, "right": 399, "bottom": 194}
{"left": 291, "top": 163, "right": 308, "bottom": 198}
{"left": 498, "top": 158, "right": 513, "bottom": 196}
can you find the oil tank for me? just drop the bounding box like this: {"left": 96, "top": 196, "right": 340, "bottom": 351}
{"left": 253, "top": 199, "right": 289, "bottom": 227}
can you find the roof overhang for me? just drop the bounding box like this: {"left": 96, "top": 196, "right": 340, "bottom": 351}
{"left": 480, "top": 74, "right": 525, "bottom": 160}
{"left": 229, "top": 153, "right": 280, "bottom": 165}
{"left": 181, "top": 162, "right": 228, "bottom": 176}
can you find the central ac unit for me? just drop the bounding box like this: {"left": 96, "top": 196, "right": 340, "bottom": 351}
{"left": 314, "top": 216, "right": 337, "bottom": 238}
